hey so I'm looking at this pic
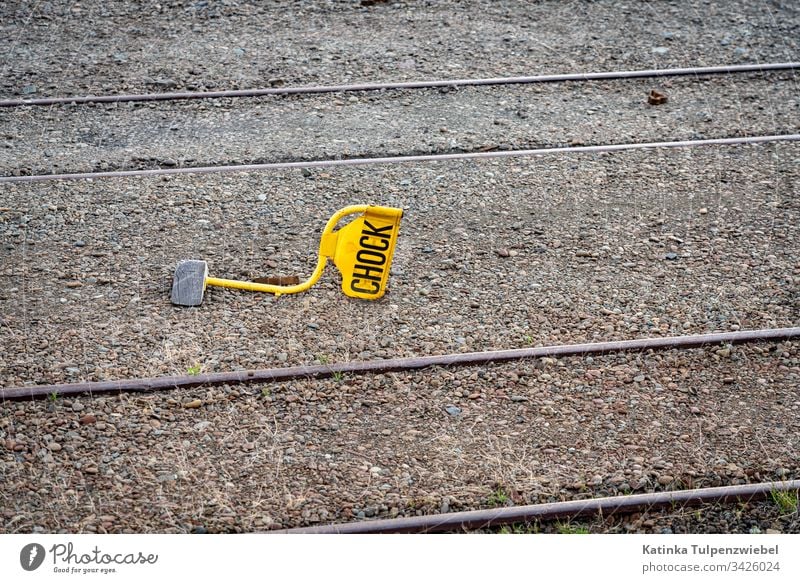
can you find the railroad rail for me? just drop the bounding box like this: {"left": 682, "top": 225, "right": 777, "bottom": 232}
{"left": 2, "top": 327, "right": 798, "bottom": 401}
{"left": 276, "top": 480, "right": 800, "bottom": 533}
{"left": 2, "top": 133, "right": 798, "bottom": 184}
{"left": 0, "top": 62, "right": 797, "bottom": 108}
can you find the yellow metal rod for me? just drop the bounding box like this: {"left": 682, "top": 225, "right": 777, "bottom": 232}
{"left": 204, "top": 205, "right": 369, "bottom": 297}
{"left": 206, "top": 254, "right": 326, "bottom": 296}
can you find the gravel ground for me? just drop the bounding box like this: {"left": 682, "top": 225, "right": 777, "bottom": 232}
{"left": 2, "top": 146, "right": 799, "bottom": 532}
{"left": 1, "top": 0, "right": 799, "bottom": 534}
{"left": 1, "top": 346, "right": 799, "bottom": 533}
{"left": 2, "top": 145, "right": 799, "bottom": 385}
{"left": 2, "top": 0, "right": 798, "bottom": 98}
{"left": 2, "top": 73, "right": 799, "bottom": 177}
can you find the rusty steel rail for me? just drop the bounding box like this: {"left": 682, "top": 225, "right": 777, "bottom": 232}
{"left": 1, "top": 62, "right": 797, "bottom": 108}
{"left": 2, "top": 327, "right": 798, "bottom": 401}
{"left": 274, "top": 480, "right": 800, "bottom": 534}
{"left": 2, "top": 133, "right": 799, "bottom": 184}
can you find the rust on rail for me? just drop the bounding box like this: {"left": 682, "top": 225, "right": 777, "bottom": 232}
{"left": 0, "top": 62, "right": 797, "bottom": 108}
{"left": 274, "top": 480, "right": 800, "bottom": 534}
{"left": 2, "top": 327, "right": 798, "bottom": 401}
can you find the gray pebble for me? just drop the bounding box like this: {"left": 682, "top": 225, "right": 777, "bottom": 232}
{"left": 152, "top": 78, "right": 177, "bottom": 89}
{"left": 445, "top": 405, "right": 462, "bottom": 416}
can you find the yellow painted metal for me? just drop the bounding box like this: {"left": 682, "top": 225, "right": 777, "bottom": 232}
{"left": 204, "top": 205, "right": 402, "bottom": 299}
{"left": 332, "top": 205, "right": 403, "bottom": 299}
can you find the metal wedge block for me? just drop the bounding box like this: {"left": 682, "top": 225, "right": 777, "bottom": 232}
{"left": 171, "top": 260, "right": 208, "bottom": 306}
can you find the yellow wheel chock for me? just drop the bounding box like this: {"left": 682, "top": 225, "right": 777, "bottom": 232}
{"left": 170, "top": 205, "right": 403, "bottom": 306}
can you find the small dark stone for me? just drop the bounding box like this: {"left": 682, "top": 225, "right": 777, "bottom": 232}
{"left": 665, "top": 252, "right": 679, "bottom": 260}
{"left": 648, "top": 89, "right": 668, "bottom": 105}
